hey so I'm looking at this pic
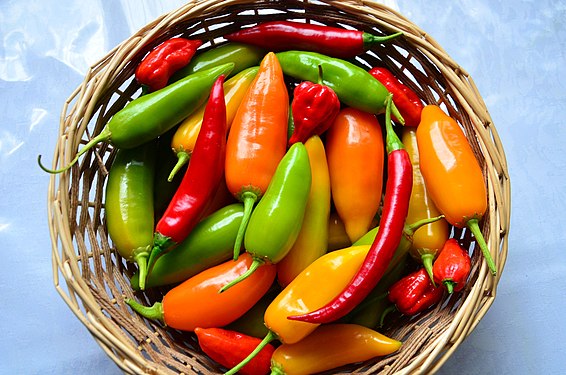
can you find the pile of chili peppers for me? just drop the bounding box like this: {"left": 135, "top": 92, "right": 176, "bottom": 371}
{"left": 40, "top": 20, "right": 497, "bottom": 375}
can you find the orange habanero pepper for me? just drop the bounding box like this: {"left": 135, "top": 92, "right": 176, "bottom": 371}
{"left": 325, "top": 107, "right": 384, "bottom": 243}
{"left": 225, "top": 52, "right": 289, "bottom": 260}
{"left": 416, "top": 105, "right": 496, "bottom": 275}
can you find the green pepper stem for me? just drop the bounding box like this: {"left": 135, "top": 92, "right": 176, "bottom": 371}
{"left": 421, "top": 253, "right": 436, "bottom": 286}
{"left": 38, "top": 127, "right": 112, "bottom": 174}
{"left": 132, "top": 246, "right": 151, "bottom": 291}
{"left": 233, "top": 191, "right": 258, "bottom": 260}
{"left": 404, "top": 215, "right": 445, "bottom": 236}
{"left": 224, "top": 330, "right": 277, "bottom": 375}
{"left": 467, "top": 218, "right": 497, "bottom": 276}
{"left": 384, "top": 94, "right": 405, "bottom": 153}
{"left": 363, "top": 31, "right": 403, "bottom": 47}
{"left": 444, "top": 280, "right": 455, "bottom": 294}
{"left": 219, "top": 258, "right": 265, "bottom": 293}
{"left": 125, "top": 299, "right": 164, "bottom": 323}
{"left": 146, "top": 232, "right": 176, "bottom": 285}
{"left": 379, "top": 305, "right": 397, "bottom": 328}
{"left": 167, "top": 150, "right": 190, "bottom": 182}
{"left": 317, "top": 64, "right": 324, "bottom": 85}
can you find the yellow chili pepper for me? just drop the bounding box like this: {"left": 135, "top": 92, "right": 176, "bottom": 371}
{"left": 277, "top": 135, "right": 330, "bottom": 287}
{"left": 270, "top": 323, "right": 402, "bottom": 375}
{"left": 168, "top": 66, "right": 259, "bottom": 180}
{"left": 402, "top": 127, "right": 449, "bottom": 281}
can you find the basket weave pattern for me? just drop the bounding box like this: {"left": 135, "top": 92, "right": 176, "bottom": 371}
{"left": 47, "top": 0, "right": 510, "bottom": 374}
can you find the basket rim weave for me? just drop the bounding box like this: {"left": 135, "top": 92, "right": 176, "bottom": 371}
{"left": 47, "top": 0, "right": 511, "bottom": 374}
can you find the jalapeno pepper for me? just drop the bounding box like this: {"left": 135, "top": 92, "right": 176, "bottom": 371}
{"left": 270, "top": 324, "right": 401, "bottom": 375}
{"left": 168, "top": 67, "right": 259, "bottom": 181}
{"left": 433, "top": 238, "right": 472, "bottom": 293}
{"left": 125, "top": 253, "right": 276, "bottom": 332}
{"left": 325, "top": 107, "right": 384, "bottom": 243}
{"left": 225, "top": 21, "right": 402, "bottom": 59}
{"left": 275, "top": 51, "right": 404, "bottom": 121}
{"left": 416, "top": 105, "right": 497, "bottom": 275}
{"left": 147, "top": 75, "right": 228, "bottom": 279}
{"left": 105, "top": 141, "right": 156, "bottom": 290}
{"left": 220, "top": 142, "right": 311, "bottom": 292}
{"left": 38, "top": 63, "right": 234, "bottom": 174}
{"left": 129, "top": 203, "right": 244, "bottom": 290}
{"left": 276, "top": 136, "right": 330, "bottom": 287}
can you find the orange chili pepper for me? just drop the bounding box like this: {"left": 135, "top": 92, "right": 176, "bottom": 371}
{"left": 168, "top": 67, "right": 259, "bottom": 181}
{"left": 277, "top": 135, "right": 331, "bottom": 287}
{"left": 270, "top": 323, "right": 401, "bottom": 375}
{"left": 225, "top": 52, "right": 289, "bottom": 259}
{"left": 401, "top": 127, "right": 449, "bottom": 282}
{"left": 125, "top": 253, "right": 276, "bottom": 331}
{"left": 416, "top": 105, "right": 496, "bottom": 275}
{"left": 325, "top": 107, "right": 384, "bottom": 243}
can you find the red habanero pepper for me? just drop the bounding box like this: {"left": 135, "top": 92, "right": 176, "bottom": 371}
{"left": 369, "top": 67, "right": 423, "bottom": 127}
{"left": 288, "top": 94, "right": 413, "bottom": 324}
{"left": 136, "top": 38, "right": 202, "bottom": 92}
{"left": 146, "top": 75, "right": 227, "bottom": 279}
{"left": 288, "top": 66, "right": 340, "bottom": 145}
{"left": 433, "top": 239, "right": 472, "bottom": 293}
{"left": 195, "top": 327, "right": 274, "bottom": 375}
{"left": 225, "top": 21, "right": 402, "bottom": 59}
{"left": 388, "top": 267, "right": 444, "bottom": 315}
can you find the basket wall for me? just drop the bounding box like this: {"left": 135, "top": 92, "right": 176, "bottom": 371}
{"left": 47, "top": 0, "right": 511, "bottom": 374}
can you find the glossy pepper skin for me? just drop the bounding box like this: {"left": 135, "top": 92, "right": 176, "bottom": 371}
{"left": 38, "top": 63, "right": 234, "bottom": 174}
{"left": 169, "top": 67, "right": 259, "bottom": 181}
{"left": 277, "top": 136, "right": 330, "bottom": 287}
{"left": 225, "top": 52, "right": 289, "bottom": 260}
{"left": 288, "top": 67, "right": 340, "bottom": 145}
{"left": 325, "top": 107, "right": 384, "bottom": 243}
{"left": 290, "top": 95, "right": 413, "bottom": 324}
{"left": 433, "top": 239, "right": 472, "bottom": 293}
{"left": 125, "top": 253, "right": 276, "bottom": 331}
{"left": 105, "top": 141, "right": 156, "bottom": 289}
{"left": 388, "top": 268, "right": 444, "bottom": 315}
{"left": 195, "top": 327, "right": 274, "bottom": 375}
{"left": 276, "top": 51, "right": 404, "bottom": 121}
{"left": 402, "top": 127, "right": 449, "bottom": 282}
{"left": 369, "top": 67, "right": 423, "bottom": 127}
{"left": 148, "top": 75, "right": 228, "bottom": 276}
{"left": 225, "top": 21, "right": 402, "bottom": 59}
{"left": 270, "top": 324, "right": 402, "bottom": 375}
{"left": 221, "top": 143, "right": 312, "bottom": 292}
{"left": 416, "top": 105, "right": 496, "bottom": 275}
{"left": 129, "top": 203, "right": 244, "bottom": 290}
{"left": 135, "top": 38, "right": 202, "bottom": 92}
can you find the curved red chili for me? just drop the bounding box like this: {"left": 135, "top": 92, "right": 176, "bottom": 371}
{"left": 288, "top": 94, "right": 413, "bottom": 324}
{"left": 225, "top": 21, "right": 402, "bottom": 59}
{"left": 146, "top": 75, "right": 227, "bottom": 279}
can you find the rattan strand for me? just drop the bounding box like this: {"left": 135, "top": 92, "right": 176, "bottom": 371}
{"left": 47, "top": 0, "right": 511, "bottom": 374}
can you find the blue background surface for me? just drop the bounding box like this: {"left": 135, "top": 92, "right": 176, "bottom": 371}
{"left": 1, "top": 1, "right": 565, "bottom": 374}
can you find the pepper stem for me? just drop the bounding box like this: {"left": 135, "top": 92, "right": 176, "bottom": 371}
{"left": 443, "top": 280, "right": 455, "bottom": 294}
{"left": 421, "top": 253, "right": 436, "bottom": 286}
{"left": 132, "top": 246, "right": 151, "bottom": 291}
{"left": 167, "top": 150, "right": 190, "bottom": 182}
{"left": 379, "top": 305, "right": 397, "bottom": 328}
{"left": 384, "top": 94, "right": 404, "bottom": 153}
{"left": 224, "top": 330, "right": 277, "bottom": 375}
{"left": 146, "top": 232, "right": 176, "bottom": 284}
{"left": 125, "top": 299, "right": 165, "bottom": 324}
{"left": 316, "top": 64, "right": 324, "bottom": 85}
{"left": 467, "top": 218, "right": 497, "bottom": 276}
{"left": 219, "top": 258, "right": 265, "bottom": 293}
{"left": 404, "top": 215, "right": 445, "bottom": 236}
{"left": 37, "top": 127, "right": 112, "bottom": 174}
{"left": 233, "top": 191, "right": 258, "bottom": 260}
{"left": 363, "top": 31, "right": 404, "bottom": 47}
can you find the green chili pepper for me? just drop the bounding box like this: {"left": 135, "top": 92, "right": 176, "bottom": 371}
{"left": 171, "top": 42, "right": 265, "bottom": 82}
{"left": 275, "top": 50, "right": 404, "bottom": 122}
{"left": 130, "top": 203, "right": 244, "bottom": 290}
{"left": 38, "top": 63, "right": 234, "bottom": 174}
{"left": 220, "top": 143, "right": 312, "bottom": 292}
{"left": 105, "top": 141, "right": 156, "bottom": 288}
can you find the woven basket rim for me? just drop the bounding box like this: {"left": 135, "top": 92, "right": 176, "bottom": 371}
{"left": 47, "top": 1, "right": 511, "bottom": 374}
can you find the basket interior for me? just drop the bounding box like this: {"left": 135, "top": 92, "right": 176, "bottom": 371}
{"left": 49, "top": 0, "right": 509, "bottom": 374}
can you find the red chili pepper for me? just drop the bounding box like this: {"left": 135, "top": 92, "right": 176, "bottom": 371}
{"left": 288, "top": 66, "right": 340, "bottom": 145}
{"left": 135, "top": 38, "right": 202, "bottom": 92}
{"left": 388, "top": 268, "right": 444, "bottom": 315}
{"left": 225, "top": 21, "right": 402, "bottom": 59}
{"left": 433, "top": 239, "right": 472, "bottom": 293}
{"left": 369, "top": 67, "right": 423, "bottom": 127}
{"left": 288, "top": 94, "right": 412, "bottom": 324}
{"left": 195, "top": 327, "right": 274, "bottom": 375}
{"left": 146, "top": 75, "right": 227, "bottom": 280}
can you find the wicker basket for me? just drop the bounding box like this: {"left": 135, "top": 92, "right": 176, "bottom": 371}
{"left": 47, "top": 0, "right": 510, "bottom": 374}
